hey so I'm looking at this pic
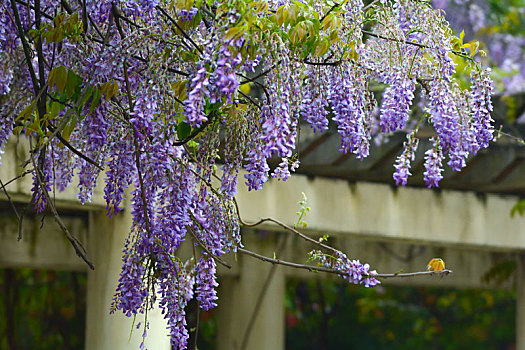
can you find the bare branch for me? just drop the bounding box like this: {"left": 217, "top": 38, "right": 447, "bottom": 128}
{"left": 233, "top": 198, "right": 338, "bottom": 253}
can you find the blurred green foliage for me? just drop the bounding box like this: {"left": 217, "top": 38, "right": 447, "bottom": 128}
{"left": 0, "top": 268, "right": 86, "bottom": 349}
{"left": 286, "top": 279, "right": 515, "bottom": 350}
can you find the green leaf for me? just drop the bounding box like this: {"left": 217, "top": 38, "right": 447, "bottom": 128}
{"left": 177, "top": 122, "right": 191, "bottom": 140}
{"left": 314, "top": 38, "right": 329, "bottom": 56}
{"left": 16, "top": 102, "right": 35, "bottom": 121}
{"left": 65, "top": 70, "right": 83, "bottom": 99}
{"left": 276, "top": 5, "right": 286, "bottom": 26}
{"left": 100, "top": 81, "right": 119, "bottom": 100}
{"left": 89, "top": 88, "right": 101, "bottom": 114}
{"left": 225, "top": 26, "right": 245, "bottom": 40}
{"left": 77, "top": 86, "right": 93, "bottom": 110}
{"left": 48, "top": 65, "right": 68, "bottom": 93}
{"left": 61, "top": 114, "right": 78, "bottom": 143}
{"left": 48, "top": 98, "right": 62, "bottom": 119}
{"left": 511, "top": 199, "right": 525, "bottom": 217}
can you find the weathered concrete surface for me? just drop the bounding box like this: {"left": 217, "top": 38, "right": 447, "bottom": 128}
{"left": 236, "top": 174, "right": 525, "bottom": 251}
{"left": 216, "top": 233, "right": 286, "bottom": 350}
{"left": 0, "top": 138, "right": 106, "bottom": 208}
{"left": 0, "top": 211, "right": 89, "bottom": 270}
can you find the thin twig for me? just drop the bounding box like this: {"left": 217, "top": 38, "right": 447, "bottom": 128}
{"left": 156, "top": 5, "right": 204, "bottom": 56}
{"left": 186, "top": 224, "right": 232, "bottom": 269}
{"left": 233, "top": 198, "right": 337, "bottom": 253}
{"left": 0, "top": 170, "right": 33, "bottom": 191}
{"left": 362, "top": 29, "right": 465, "bottom": 57}
{"left": 47, "top": 123, "right": 104, "bottom": 170}
{"left": 0, "top": 178, "right": 20, "bottom": 223}
{"left": 238, "top": 90, "right": 261, "bottom": 110}
{"left": 238, "top": 247, "right": 452, "bottom": 279}
{"left": 29, "top": 139, "right": 95, "bottom": 270}
{"left": 17, "top": 202, "right": 32, "bottom": 241}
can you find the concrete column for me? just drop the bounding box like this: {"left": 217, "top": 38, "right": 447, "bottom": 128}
{"left": 217, "top": 234, "right": 286, "bottom": 350}
{"left": 518, "top": 254, "right": 525, "bottom": 350}
{"left": 85, "top": 209, "right": 170, "bottom": 350}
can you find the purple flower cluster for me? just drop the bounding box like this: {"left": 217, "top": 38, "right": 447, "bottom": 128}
{"left": 195, "top": 256, "right": 219, "bottom": 311}
{"left": 157, "top": 260, "right": 193, "bottom": 350}
{"left": 209, "top": 38, "right": 243, "bottom": 104}
{"left": 301, "top": 68, "right": 329, "bottom": 133}
{"left": 113, "top": 254, "right": 149, "bottom": 317}
{"left": 0, "top": 112, "right": 13, "bottom": 166}
{"left": 427, "top": 79, "right": 460, "bottom": 155}
{"left": 221, "top": 115, "right": 247, "bottom": 198}
{"left": 0, "top": 1, "right": 500, "bottom": 348}
{"left": 393, "top": 130, "right": 419, "bottom": 186}
{"left": 272, "top": 157, "right": 299, "bottom": 182}
{"left": 260, "top": 62, "right": 297, "bottom": 159}
{"left": 423, "top": 137, "right": 444, "bottom": 187}
{"left": 469, "top": 68, "right": 494, "bottom": 150}
{"left": 184, "top": 66, "right": 210, "bottom": 128}
{"left": 104, "top": 137, "right": 135, "bottom": 216}
{"left": 380, "top": 71, "right": 415, "bottom": 133}
{"left": 244, "top": 108, "right": 270, "bottom": 191}
{"left": 329, "top": 65, "right": 371, "bottom": 159}
{"left": 178, "top": 7, "right": 198, "bottom": 21}
{"left": 311, "top": 250, "right": 380, "bottom": 287}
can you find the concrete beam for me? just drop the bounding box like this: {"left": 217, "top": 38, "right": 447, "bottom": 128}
{"left": 235, "top": 174, "right": 525, "bottom": 251}
{"left": 0, "top": 138, "right": 106, "bottom": 208}
{"left": 0, "top": 212, "right": 89, "bottom": 270}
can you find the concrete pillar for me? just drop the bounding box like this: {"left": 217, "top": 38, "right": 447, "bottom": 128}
{"left": 518, "top": 254, "right": 525, "bottom": 350}
{"left": 85, "top": 209, "right": 171, "bottom": 350}
{"left": 217, "top": 234, "right": 286, "bottom": 350}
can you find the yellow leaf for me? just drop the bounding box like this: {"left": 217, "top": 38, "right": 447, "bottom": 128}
{"left": 239, "top": 82, "right": 251, "bottom": 95}
{"left": 427, "top": 258, "right": 445, "bottom": 271}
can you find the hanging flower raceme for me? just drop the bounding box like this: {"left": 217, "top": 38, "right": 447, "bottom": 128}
{"left": 393, "top": 130, "right": 419, "bottom": 186}
{"left": 469, "top": 68, "right": 494, "bottom": 151}
{"left": 310, "top": 250, "right": 380, "bottom": 287}
{"left": 184, "top": 65, "right": 210, "bottom": 128}
{"left": 329, "top": 64, "right": 372, "bottom": 159}
{"left": 423, "top": 137, "right": 444, "bottom": 187}
{"left": 301, "top": 67, "right": 329, "bottom": 133}
{"left": 380, "top": 70, "right": 416, "bottom": 133}
{"left": 195, "top": 256, "right": 219, "bottom": 311}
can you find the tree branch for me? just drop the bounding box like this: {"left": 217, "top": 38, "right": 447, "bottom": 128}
{"left": 186, "top": 224, "right": 232, "bottom": 269}
{"left": 156, "top": 5, "right": 204, "bottom": 56}
{"left": 29, "top": 140, "right": 95, "bottom": 270}
{"left": 233, "top": 198, "right": 338, "bottom": 253}
{"left": 47, "top": 123, "right": 104, "bottom": 170}
{"left": 238, "top": 247, "right": 453, "bottom": 279}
